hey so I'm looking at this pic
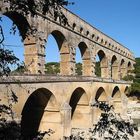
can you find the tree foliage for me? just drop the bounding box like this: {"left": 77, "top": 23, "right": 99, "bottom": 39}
{"left": 70, "top": 102, "right": 138, "bottom": 140}
{"left": 127, "top": 58, "right": 140, "bottom": 100}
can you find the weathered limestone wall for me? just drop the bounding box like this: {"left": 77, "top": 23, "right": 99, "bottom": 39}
{"left": 0, "top": 2, "right": 135, "bottom": 80}
{"left": 0, "top": 76, "right": 131, "bottom": 139}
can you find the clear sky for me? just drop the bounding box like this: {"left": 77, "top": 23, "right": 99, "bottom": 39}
{"left": 67, "top": 0, "right": 140, "bottom": 58}
{"left": 0, "top": 0, "right": 140, "bottom": 65}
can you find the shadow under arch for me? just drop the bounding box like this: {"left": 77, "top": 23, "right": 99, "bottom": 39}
{"left": 95, "top": 87, "right": 107, "bottom": 102}
{"left": 111, "top": 55, "right": 119, "bottom": 80}
{"left": 112, "top": 86, "right": 122, "bottom": 113}
{"left": 127, "top": 61, "right": 133, "bottom": 73}
{"left": 94, "top": 87, "right": 108, "bottom": 123}
{"left": 21, "top": 88, "right": 59, "bottom": 139}
{"left": 76, "top": 42, "right": 91, "bottom": 76}
{"left": 3, "top": 11, "right": 30, "bottom": 40}
{"left": 69, "top": 87, "right": 89, "bottom": 128}
{"left": 120, "top": 59, "right": 126, "bottom": 79}
{"left": 95, "top": 50, "right": 108, "bottom": 78}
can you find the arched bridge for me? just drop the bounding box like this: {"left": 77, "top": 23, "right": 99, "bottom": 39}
{"left": 0, "top": 1, "right": 135, "bottom": 139}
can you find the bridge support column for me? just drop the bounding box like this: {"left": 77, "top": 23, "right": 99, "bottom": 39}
{"left": 120, "top": 67, "right": 127, "bottom": 79}
{"left": 101, "top": 66, "right": 110, "bottom": 78}
{"left": 121, "top": 94, "right": 128, "bottom": 116}
{"left": 61, "top": 102, "right": 72, "bottom": 139}
{"left": 24, "top": 36, "right": 45, "bottom": 74}
{"left": 60, "top": 43, "right": 76, "bottom": 75}
{"left": 111, "top": 65, "right": 120, "bottom": 80}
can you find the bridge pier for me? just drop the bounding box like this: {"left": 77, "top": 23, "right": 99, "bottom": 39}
{"left": 24, "top": 36, "right": 46, "bottom": 74}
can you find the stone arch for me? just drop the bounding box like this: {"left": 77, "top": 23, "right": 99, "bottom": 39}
{"left": 76, "top": 42, "right": 92, "bottom": 76}
{"left": 112, "top": 86, "right": 122, "bottom": 113}
{"left": 111, "top": 55, "right": 119, "bottom": 80}
{"left": 120, "top": 59, "right": 126, "bottom": 79}
{"left": 21, "top": 88, "right": 60, "bottom": 139}
{"left": 124, "top": 86, "right": 129, "bottom": 96}
{"left": 46, "top": 30, "right": 71, "bottom": 75}
{"left": 69, "top": 87, "right": 90, "bottom": 128}
{"left": 127, "top": 61, "right": 133, "bottom": 73}
{"left": 95, "top": 50, "right": 108, "bottom": 78}
{"left": 95, "top": 87, "right": 108, "bottom": 102}
{"left": 94, "top": 87, "right": 108, "bottom": 123}
{"left": 3, "top": 11, "right": 30, "bottom": 40}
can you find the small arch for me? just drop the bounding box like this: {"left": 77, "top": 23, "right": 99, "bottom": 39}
{"left": 92, "top": 34, "right": 95, "bottom": 39}
{"left": 80, "top": 27, "right": 83, "bottom": 33}
{"left": 21, "top": 88, "right": 60, "bottom": 138}
{"left": 86, "top": 31, "right": 89, "bottom": 36}
{"left": 72, "top": 23, "right": 76, "bottom": 30}
{"left": 105, "top": 41, "right": 107, "bottom": 45}
{"left": 96, "top": 36, "right": 99, "bottom": 41}
{"left": 101, "top": 39, "right": 104, "bottom": 44}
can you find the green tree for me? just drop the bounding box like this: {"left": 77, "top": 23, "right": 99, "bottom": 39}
{"left": 95, "top": 61, "right": 101, "bottom": 77}
{"left": 128, "top": 58, "right": 140, "bottom": 100}
{"left": 45, "top": 62, "right": 60, "bottom": 74}
{"left": 76, "top": 63, "right": 82, "bottom": 75}
{"left": 70, "top": 102, "right": 138, "bottom": 140}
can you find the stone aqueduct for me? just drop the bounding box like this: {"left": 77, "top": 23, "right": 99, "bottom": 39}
{"left": 0, "top": 1, "right": 136, "bottom": 139}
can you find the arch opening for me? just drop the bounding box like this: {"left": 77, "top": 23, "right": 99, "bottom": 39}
{"left": 0, "top": 15, "right": 24, "bottom": 73}
{"left": 45, "top": 30, "right": 70, "bottom": 75}
{"left": 75, "top": 42, "right": 91, "bottom": 76}
{"left": 69, "top": 87, "right": 89, "bottom": 128}
{"left": 127, "top": 61, "right": 133, "bottom": 74}
{"left": 112, "top": 86, "right": 122, "bottom": 113}
{"left": 95, "top": 50, "right": 108, "bottom": 78}
{"left": 111, "top": 55, "right": 119, "bottom": 80}
{"left": 94, "top": 87, "right": 108, "bottom": 123}
{"left": 120, "top": 59, "right": 126, "bottom": 79}
{"left": 95, "top": 87, "right": 107, "bottom": 102}
{"left": 4, "top": 11, "right": 30, "bottom": 40}
{"left": 21, "top": 88, "right": 60, "bottom": 139}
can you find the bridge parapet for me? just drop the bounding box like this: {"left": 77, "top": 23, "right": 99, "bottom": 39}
{"left": 0, "top": 75, "right": 133, "bottom": 84}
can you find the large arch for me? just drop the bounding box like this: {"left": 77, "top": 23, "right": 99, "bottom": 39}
{"left": 69, "top": 87, "right": 90, "bottom": 128}
{"left": 21, "top": 88, "right": 60, "bottom": 139}
{"left": 120, "top": 59, "right": 126, "bottom": 79}
{"left": 112, "top": 86, "right": 122, "bottom": 113}
{"left": 127, "top": 61, "right": 133, "bottom": 74}
{"left": 75, "top": 42, "right": 92, "bottom": 76}
{"left": 95, "top": 50, "right": 108, "bottom": 78}
{"left": 111, "top": 55, "right": 119, "bottom": 80}
{"left": 94, "top": 87, "right": 108, "bottom": 122}
{"left": 95, "top": 87, "right": 108, "bottom": 101}
{"left": 46, "top": 30, "right": 71, "bottom": 75}
{"left": 3, "top": 11, "right": 30, "bottom": 40}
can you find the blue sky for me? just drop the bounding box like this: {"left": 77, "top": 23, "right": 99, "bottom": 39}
{"left": 0, "top": 0, "right": 140, "bottom": 64}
